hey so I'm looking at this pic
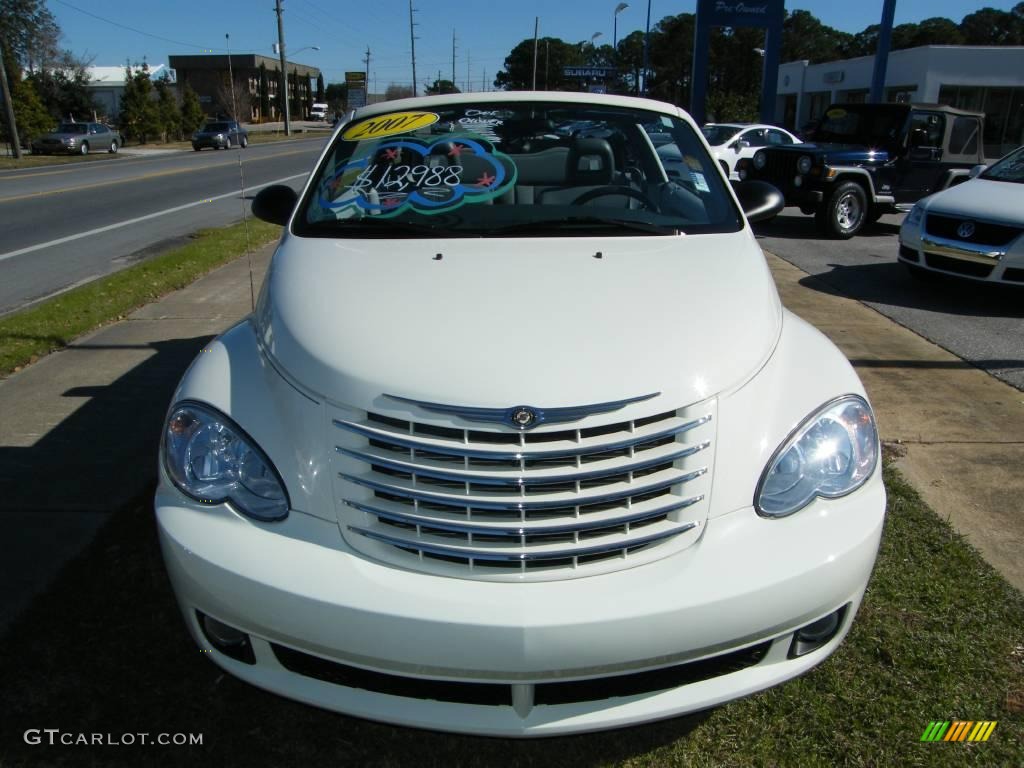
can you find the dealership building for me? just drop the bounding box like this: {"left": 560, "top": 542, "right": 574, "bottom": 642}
{"left": 775, "top": 45, "right": 1024, "bottom": 159}
{"left": 168, "top": 54, "right": 321, "bottom": 122}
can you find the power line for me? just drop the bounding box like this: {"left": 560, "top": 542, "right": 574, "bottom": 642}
{"left": 52, "top": 0, "right": 251, "bottom": 52}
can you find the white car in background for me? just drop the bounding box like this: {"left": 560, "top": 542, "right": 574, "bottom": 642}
{"left": 702, "top": 123, "right": 800, "bottom": 180}
{"left": 898, "top": 145, "right": 1024, "bottom": 284}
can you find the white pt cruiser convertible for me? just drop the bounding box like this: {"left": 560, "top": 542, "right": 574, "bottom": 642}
{"left": 156, "top": 92, "right": 885, "bottom": 737}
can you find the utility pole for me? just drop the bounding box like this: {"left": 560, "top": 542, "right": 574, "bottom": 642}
{"left": 531, "top": 17, "right": 539, "bottom": 90}
{"left": 274, "top": 0, "right": 291, "bottom": 135}
{"left": 642, "top": 0, "right": 651, "bottom": 96}
{"left": 482, "top": 67, "right": 486, "bottom": 92}
{"left": 452, "top": 29, "right": 457, "bottom": 87}
{"left": 466, "top": 51, "right": 471, "bottom": 92}
{"left": 364, "top": 45, "right": 371, "bottom": 89}
{"left": 0, "top": 40, "right": 22, "bottom": 159}
{"left": 409, "top": 0, "right": 418, "bottom": 96}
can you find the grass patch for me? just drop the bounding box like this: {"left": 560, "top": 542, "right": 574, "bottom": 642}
{"left": 0, "top": 463, "right": 1019, "bottom": 766}
{"left": 128, "top": 132, "right": 327, "bottom": 152}
{"left": 0, "top": 152, "right": 125, "bottom": 169}
{"left": 0, "top": 219, "right": 281, "bottom": 376}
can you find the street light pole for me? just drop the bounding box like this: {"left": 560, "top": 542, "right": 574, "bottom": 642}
{"left": 274, "top": 0, "right": 290, "bottom": 135}
{"left": 642, "top": 0, "right": 651, "bottom": 96}
{"left": 613, "top": 2, "right": 628, "bottom": 50}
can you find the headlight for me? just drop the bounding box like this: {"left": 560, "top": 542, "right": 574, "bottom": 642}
{"left": 756, "top": 395, "right": 878, "bottom": 518}
{"left": 753, "top": 151, "right": 767, "bottom": 170}
{"left": 162, "top": 402, "right": 289, "bottom": 521}
{"left": 63, "top": 137, "right": 75, "bottom": 144}
{"left": 797, "top": 155, "right": 812, "bottom": 174}
{"left": 905, "top": 203, "right": 924, "bottom": 227}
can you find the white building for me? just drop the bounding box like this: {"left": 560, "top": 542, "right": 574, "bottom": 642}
{"left": 86, "top": 64, "right": 173, "bottom": 119}
{"left": 775, "top": 46, "right": 1024, "bottom": 158}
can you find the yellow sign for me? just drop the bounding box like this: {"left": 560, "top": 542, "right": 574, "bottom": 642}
{"left": 825, "top": 108, "right": 847, "bottom": 119}
{"left": 342, "top": 111, "right": 439, "bottom": 141}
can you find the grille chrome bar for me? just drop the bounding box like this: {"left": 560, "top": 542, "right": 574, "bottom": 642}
{"left": 332, "top": 400, "right": 715, "bottom": 579}
{"left": 348, "top": 523, "right": 696, "bottom": 562}
{"left": 333, "top": 414, "right": 712, "bottom": 461}
{"left": 339, "top": 469, "right": 706, "bottom": 512}
{"left": 336, "top": 442, "right": 711, "bottom": 487}
{"left": 343, "top": 495, "right": 704, "bottom": 537}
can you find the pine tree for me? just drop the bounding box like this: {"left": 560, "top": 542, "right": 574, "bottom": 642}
{"left": 179, "top": 83, "right": 204, "bottom": 136}
{"left": 154, "top": 74, "right": 180, "bottom": 142}
{"left": 119, "top": 63, "right": 160, "bottom": 144}
{"left": 0, "top": 45, "right": 52, "bottom": 148}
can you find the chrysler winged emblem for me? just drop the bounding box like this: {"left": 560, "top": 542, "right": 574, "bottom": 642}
{"left": 510, "top": 407, "right": 537, "bottom": 429}
{"left": 383, "top": 392, "right": 660, "bottom": 430}
{"left": 956, "top": 220, "right": 976, "bottom": 239}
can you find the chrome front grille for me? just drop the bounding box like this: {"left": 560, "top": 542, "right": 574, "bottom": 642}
{"left": 331, "top": 399, "right": 715, "bottom": 581}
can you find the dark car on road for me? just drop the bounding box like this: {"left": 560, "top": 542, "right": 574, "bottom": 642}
{"left": 739, "top": 103, "right": 985, "bottom": 239}
{"left": 31, "top": 122, "right": 121, "bottom": 155}
{"left": 192, "top": 121, "right": 248, "bottom": 151}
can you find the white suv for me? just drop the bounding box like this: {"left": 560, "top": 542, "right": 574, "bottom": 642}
{"left": 156, "top": 92, "right": 884, "bottom": 737}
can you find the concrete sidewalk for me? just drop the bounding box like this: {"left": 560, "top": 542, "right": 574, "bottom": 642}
{"left": 0, "top": 244, "right": 274, "bottom": 632}
{"left": 0, "top": 244, "right": 1021, "bottom": 634}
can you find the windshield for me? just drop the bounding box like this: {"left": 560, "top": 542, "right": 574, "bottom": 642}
{"left": 701, "top": 125, "right": 743, "bottom": 146}
{"left": 58, "top": 124, "right": 87, "bottom": 134}
{"left": 204, "top": 122, "right": 231, "bottom": 132}
{"left": 981, "top": 146, "right": 1024, "bottom": 183}
{"left": 295, "top": 100, "right": 741, "bottom": 238}
{"left": 813, "top": 106, "right": 906, "bottom": 147}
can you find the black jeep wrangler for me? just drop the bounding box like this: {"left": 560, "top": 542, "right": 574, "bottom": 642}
{"left": 738, "top": 103, "right": 985, "bottom": 238}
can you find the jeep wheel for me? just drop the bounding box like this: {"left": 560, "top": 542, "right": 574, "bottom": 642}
{"left": 79, "top": 141, "right": 89, "bottom": 156}
{"left": 818, "top": 181, "right": 867, "bottom": 239}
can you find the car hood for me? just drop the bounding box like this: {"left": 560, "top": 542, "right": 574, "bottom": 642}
{"left": 254, "top": 232, "right": 783, "bottom": 412}
{"left": 923, "top": 178, "right": 1023, "bottom": 224}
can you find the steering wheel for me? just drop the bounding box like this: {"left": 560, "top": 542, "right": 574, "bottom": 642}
{"left": 570, "top": 185, "right": 659, "bottom": 212}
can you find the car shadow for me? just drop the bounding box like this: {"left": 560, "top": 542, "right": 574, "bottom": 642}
{"left": 0, "top": 335, "right": 214, "bottom": 631}
{"left": 793, "top": 259, "right": 1024, "bottom": 320}
{"left": 754, "top": 210, "right": 901, "bottom": 240}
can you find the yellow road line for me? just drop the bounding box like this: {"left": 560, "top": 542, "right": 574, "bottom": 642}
{"left": 0, "top": 147, "right": 316, "bottom": 204}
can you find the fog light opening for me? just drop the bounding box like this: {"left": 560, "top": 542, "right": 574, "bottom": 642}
{"left": 788, "top": 605, "right": 848, "bottom": 658}
{"left": 198, "top": 611, "right": 256, "bottom": 664}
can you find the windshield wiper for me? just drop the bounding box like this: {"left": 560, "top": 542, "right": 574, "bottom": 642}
{"left": 491, "top": 216, "right": 680, "bottom": 236}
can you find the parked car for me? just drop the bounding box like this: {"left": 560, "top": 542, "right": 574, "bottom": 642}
{"left": 31, "top": 122, "right": 121, "bottom": 155}
{"left": 156, "top": 92, "right": 884, "bottom": 737}
{"left": 898, "top": 145, "right": 1024, "bottom": 284}
{"left": 738, "top": 102, "right": 985, "bottom": 238}
{"left": 192, "top": 120, "right": 248, "bottom": 150}
{"left": 701, "top": 123, "right": 799, "bottom": 180}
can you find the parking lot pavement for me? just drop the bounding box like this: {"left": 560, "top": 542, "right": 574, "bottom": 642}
{"left": 0, "top": 243, "right": 275, "bottom": 633}
{"left": 766, "top": 252, "right": 1024, "bottom": 592}
{"left": 1, "top": 241, "right": 1021, "bottom": 633}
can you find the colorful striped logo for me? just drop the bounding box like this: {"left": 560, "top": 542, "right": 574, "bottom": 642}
{"left": 920, "top": 721, "right": 998, "bottom": 742}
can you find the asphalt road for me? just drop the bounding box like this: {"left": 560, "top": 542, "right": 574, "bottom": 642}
{"left": 0, "top": 137, "right": 326, "bottom": 315}
{"left": 756, "top": 209, "right": 1024, "bottom": 391}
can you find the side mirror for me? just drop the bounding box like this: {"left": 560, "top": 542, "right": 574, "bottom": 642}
{"left": 968, "top": 164, "right": 986, "bottom": 179}
{"left": 252, "top": 184, "right": 298, "bottom": 226}
{"left": 735, "top": 139, "right": 750, "bottom": 151}
{"left": 732, "top": 180, "right": 785, "bottom": 224}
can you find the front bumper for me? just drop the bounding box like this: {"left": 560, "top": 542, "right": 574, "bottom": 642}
{"left": 156, "top": 471, "right": 885, "bottom": 736}
{"left": 192, "top": 137, "right": 230, "bottom": 149}
{"left": 899, "top": 220, "right": 1024, "bottom": 284}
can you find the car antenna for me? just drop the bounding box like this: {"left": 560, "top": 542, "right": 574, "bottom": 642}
{"left": 226, "top": 32, "right": 256, "bottom": 311}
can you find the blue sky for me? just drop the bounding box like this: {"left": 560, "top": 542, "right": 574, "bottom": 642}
{"left": 48, "top": 0, "right": 1021, "bottom": 89}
